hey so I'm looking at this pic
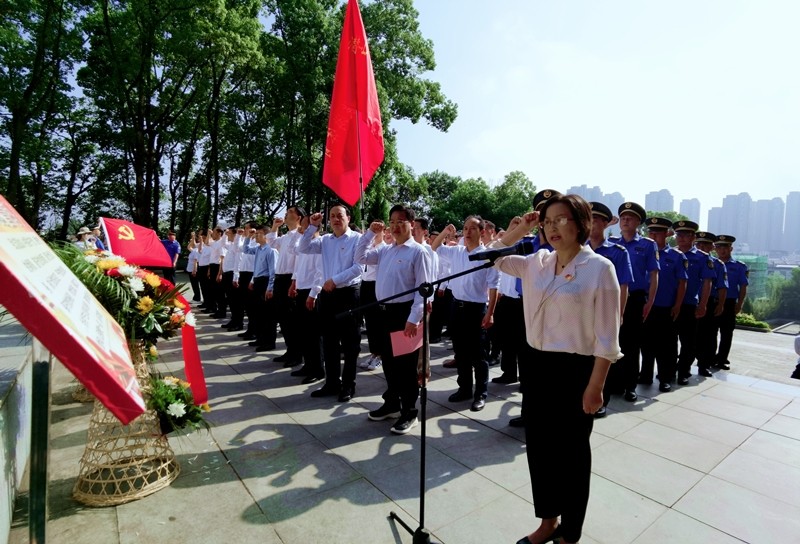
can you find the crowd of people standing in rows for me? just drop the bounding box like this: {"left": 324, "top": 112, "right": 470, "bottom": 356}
{"left": 170, "top": 190, "right": 749, "bottom": 544}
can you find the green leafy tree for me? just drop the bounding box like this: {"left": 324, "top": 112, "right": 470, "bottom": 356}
{"left": 491, "top": 171, "right": 537, "bottom": 230}
{"left": 429, "top": 177, "right": 494, "bottom": 229}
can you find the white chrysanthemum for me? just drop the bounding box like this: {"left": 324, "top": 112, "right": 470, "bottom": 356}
{"left": 184, "top": 312, "right": 196, "bottom": 328}
{"left": 126, "top": 277, "right": 145, "bottom": 293}
{"left": 166, "top": 402, "right": 186, "bottom": 418}
{"left": 162, "top": 378, "right": 179, "bottom": 389}
{"left": 84, "top": 255, "right": 100, "bottom": 264}
{"left": 117, "top": 265, "right": 137, "bottom": 277}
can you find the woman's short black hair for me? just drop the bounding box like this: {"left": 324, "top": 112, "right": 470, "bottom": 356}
{"left": 539, "top": 194, "right": 592, "bottom": 244}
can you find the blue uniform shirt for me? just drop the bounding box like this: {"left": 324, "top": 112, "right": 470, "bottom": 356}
{"left": 532, "top": 235, "right": 553, "bottom": 252}
{"left": 721, "top": 258, "right": 748, "bottom": 299}
{"left": 608, "top": 233, "right": 660, "bottom": 293}
{"left": 683, "top": 247, "right": 717, "bottom": 305}
{"left": 587, "top": 239, "right": 633, "bottom": 286}
{"left": 709, "top": 256, "right": 728, "bottom": 299}
{"left": 653, "top": 246, "right": 688, "bottom": 307}
{"left": 243, "top": 243, "right": 277, "bottom": 291}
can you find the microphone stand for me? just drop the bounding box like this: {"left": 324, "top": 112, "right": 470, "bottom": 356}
{"left": 338, "top": 259, "right": 496, "bottom": 544}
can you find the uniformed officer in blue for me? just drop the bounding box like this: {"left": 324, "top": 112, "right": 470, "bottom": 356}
{"left": 713, "top": 235, "right": 748, "bottom": 371}
{"left": 694, "top": 232, "right": 728, "bottom": 378}
{"left": 588, "top": 202, "right": 633, "bottom": 417}
{"left": 672, "top": 220, "right": 717, "bottom": 384}
{"left": 608, "top": 202, "right": 660, "bottom": 402}
{"left": 638, "top": 217, "right": 687, "bottom": 392}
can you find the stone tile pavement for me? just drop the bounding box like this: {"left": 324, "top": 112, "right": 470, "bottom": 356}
{"left": 7, "top": 312, "right": 800, "bottom": 544}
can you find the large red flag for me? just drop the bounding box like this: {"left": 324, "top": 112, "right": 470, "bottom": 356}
{"left": 323, "top": 0, "right": 384, "bottom": 206}
{"left": 100, "top": 218, "right": 172, "bottom": 268}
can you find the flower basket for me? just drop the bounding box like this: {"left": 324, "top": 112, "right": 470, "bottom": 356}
{"left": 72, "top": 341, "right": 180, "bottom": 506}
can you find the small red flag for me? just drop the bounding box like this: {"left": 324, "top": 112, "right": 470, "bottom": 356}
{"left": 100, "top": 218, "right": 172, "bottom": 268}
{"left": 322, "top": 0, "right": 385, "bottom": 206}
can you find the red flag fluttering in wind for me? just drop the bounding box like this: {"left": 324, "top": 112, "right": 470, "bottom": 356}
{"left": 323, "top": 0, "right": 385, "bottom": 206}
{"left": 100, "top": 218, "right": 172, "bottom": 268}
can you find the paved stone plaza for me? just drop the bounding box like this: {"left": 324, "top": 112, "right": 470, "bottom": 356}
{"left": 5, "top": 310, "right": 800, "bottom": 544}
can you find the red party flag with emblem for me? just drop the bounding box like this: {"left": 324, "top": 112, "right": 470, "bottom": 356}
{"left": 100, "top": 218, "right": 172, "bottom": 268}
{"left": 322, "top": 0, "right": 385, "bottom": 206}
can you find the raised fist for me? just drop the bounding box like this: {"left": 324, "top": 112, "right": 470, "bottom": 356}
{"left": 310, "top": 213, "right": 323, "bottom": 227}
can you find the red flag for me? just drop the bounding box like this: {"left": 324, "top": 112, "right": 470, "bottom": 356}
{"left": 101, "top": 217, "right": 172, "bottom": 268}
{"left": 323, "top": 0, "right": 384, "bottom": 206}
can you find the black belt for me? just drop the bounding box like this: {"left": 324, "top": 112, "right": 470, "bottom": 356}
{"left": 630, "top": 290, "right": 647, "bottom": 299}
{"left": 275, "top": 273, "right": 292, "bottom": 278}
{"left": 454, "top": 299, "right": 485, "bottom": 308}
{"left": 378, "top": 300, "right": 413, "bottom": 312}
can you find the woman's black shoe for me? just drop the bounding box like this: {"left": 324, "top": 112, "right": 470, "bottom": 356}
{"left": 516, "top": 523, "right": 562, "bottom": 544}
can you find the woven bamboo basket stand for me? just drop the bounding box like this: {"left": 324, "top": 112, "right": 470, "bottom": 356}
{"left": 72, "top": 341, "right": 180, "bottom": 506}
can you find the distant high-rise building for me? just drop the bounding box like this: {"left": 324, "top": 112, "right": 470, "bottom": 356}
{"left": 749, "top": 198, "right": 784, "bottom": 254}
{"left": 707, "top": 207, "right": 722, "bottom": 234}
{"left": 566, "top": 184, "right": 604, "bottom": 202}
{"left": 718, "top": 192, "right": 753, "bottom": 244}
{"left": 645, "top": 189, "right": 674, "bottom": 214}
{"left": 785, "top": 191, "right": 800, "bottom": 252}
{"left": 679, "top": 198, "right": 701, "bottom": 223}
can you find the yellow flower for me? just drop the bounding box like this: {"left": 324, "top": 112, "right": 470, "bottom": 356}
{"left": 144, "top": 273, "right": 161, "bottom": 288}
{"left": 173, "top": 299, "right": 186, "bottom": 310}
{"left": 137, "top": 296, "right": 155, "bottom": 314}
{"left": 96, "top": 258, "right": 126, "bottom": 271}
{"left": 149, "top": 345, "right": 158, "bottom": 357}
{"left": 200, "top": 403, "right": 211, "bottom": 412}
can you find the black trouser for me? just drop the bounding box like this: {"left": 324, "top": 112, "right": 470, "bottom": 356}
{"left": 495, "top": 295, "right": 525, "bottom": 380}
{"left": 612, "top": 290, "right": 646, "bottom": 392}
{"left": 715, "top": 299, "right": 737, "bottom": 366}
{"left": 377, "top": 301, "right": 420, "bottom": 415}
{"left": 238, "top": 271, "right": 254, "bottom": 333}
{"left": 640, "top": 306, "right": 677, "bottom": 383}
{"left": 221, "top": 271, "right": 241, "bottom": 325}
{"left": 197, "top": 265, "right": 211, "bottom": 306}
{"left": 451, "top": 299, "right": 488, "bottom": 399}
{"left": 318, "top": 285, "right": 361, "bottom": 391}
{"left": 523, "top": 349, "right": 594, "bottom": 544}
{"left": 188, "top": 271, "right": 202, "bottom": 301}
{"left": 676, "top": 304, "right": 699, "bottom": 379}
{"left": 430, "top": 288, "right": 453, "bottom": 339}
{"left": 360, "top": 280, "right": 382, "bottom": 355}
{"left": 252, "top": 276, "right": 277, "bottom": 348}
{"left": 208, "top": 263, "right": 226, "bottom": 315}
{"left": 273, "top": 273, "right": 301, "bottom": 359}
{"left": 163, "top": 266, "right": 176, "bottom": 284}
{"left": 296, "top": 288, "right": 324, "bottom": 378}
{"left": 696, "top": 297, "right": 719, "bottom": 370}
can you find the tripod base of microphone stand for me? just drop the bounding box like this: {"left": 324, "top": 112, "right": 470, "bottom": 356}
{"left": 389, "top": 511, "right": 438, "bottom": 544}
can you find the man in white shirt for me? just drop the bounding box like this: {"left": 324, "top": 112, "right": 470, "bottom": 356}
{"left": 268, "top": 206, "right": 306, "bottom": 366}
{"left": 297, "top": 204, "right": 362, "bottom": 402}
{"left": 356, "top": 205, "right": 433, "bottom": 434}
{"left": 431, "top": 216, "right": 500, "bottom": 412}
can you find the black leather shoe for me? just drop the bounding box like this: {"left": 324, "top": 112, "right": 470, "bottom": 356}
{"left": 492, "top": 374, "right": 518, "bottom": 384}
{"left": 714, "top": 361, "right": 730, "bottom": 370}
{"left": 594, "top": 406, "right": 607, "bottom": 418}
{"left": 698, "top": 367, "right": 713, "bottom": 377}
{"left": 302, "top": 375, "right": 323, "bottom": 385}
{"left": 470, "top": 398, "right": 486, "bottom": 411}
{"left": 290, "top": 367, "right": 310, "bottom": 377}
{"left": 509, "top": 416, "right": 525, "bottom": 427}
{"left": 310, "top": 386, "right": 339, "bottom": 398}
{"left": 516, "top": 524, "right": 562, "bottom": 544}
{"left": 212, "top": 312, "right": 226, "bottom": 319}
{"left": 274, "top": 353, "right": 291, "bottom": 363}
{"left": 448, "top": 390, "right": 472, "bottom": 403}
{"left": 658, "top": 382, "right": 672, "bottom": 392}
{"left": 227, "top": 324, "right": 244, "bottom": 332}
{"left": 338, "top": 386, "right": 355, "bottom": 402}
{"left": 624, "top": 390, "right": 638, "bottom": 402}
{"left": 677, "top": 376, "right": 690, "bottom": 386}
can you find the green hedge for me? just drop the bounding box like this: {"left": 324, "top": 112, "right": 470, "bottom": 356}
{"left": 736, "top": 313, "right": 771, "bottom": 330}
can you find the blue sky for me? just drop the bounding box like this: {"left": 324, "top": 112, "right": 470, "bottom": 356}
{"left": 392, "top": 0, "right": 800, "bottom": 217}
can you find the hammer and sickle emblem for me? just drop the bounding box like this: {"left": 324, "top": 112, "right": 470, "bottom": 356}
{"left": 118, "top": 225, "right": 135, "bottom": 241}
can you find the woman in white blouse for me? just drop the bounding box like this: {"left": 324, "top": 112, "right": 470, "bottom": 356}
{"left": 494, "top": 194, "right": 622, "bottom": 544}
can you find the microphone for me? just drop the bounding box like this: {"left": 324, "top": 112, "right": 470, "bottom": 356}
{"left": 468, "top": 239, "right": 536, "bottom": 261}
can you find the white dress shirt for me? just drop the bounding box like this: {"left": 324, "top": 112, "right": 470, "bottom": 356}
{"left": 355, "top": 231, "right": 433, "bottom": 324}
{"left": 436, "top": 244, "right": 500, "bottom": 303}
{"left": 293, "top": 251, "right": 324, "bottom": 298}
{"left": 297, "top": 225, "right": 362, "bottom": 287}
{"left": 268, "top": 228, "right": 302, "bottom": 274}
